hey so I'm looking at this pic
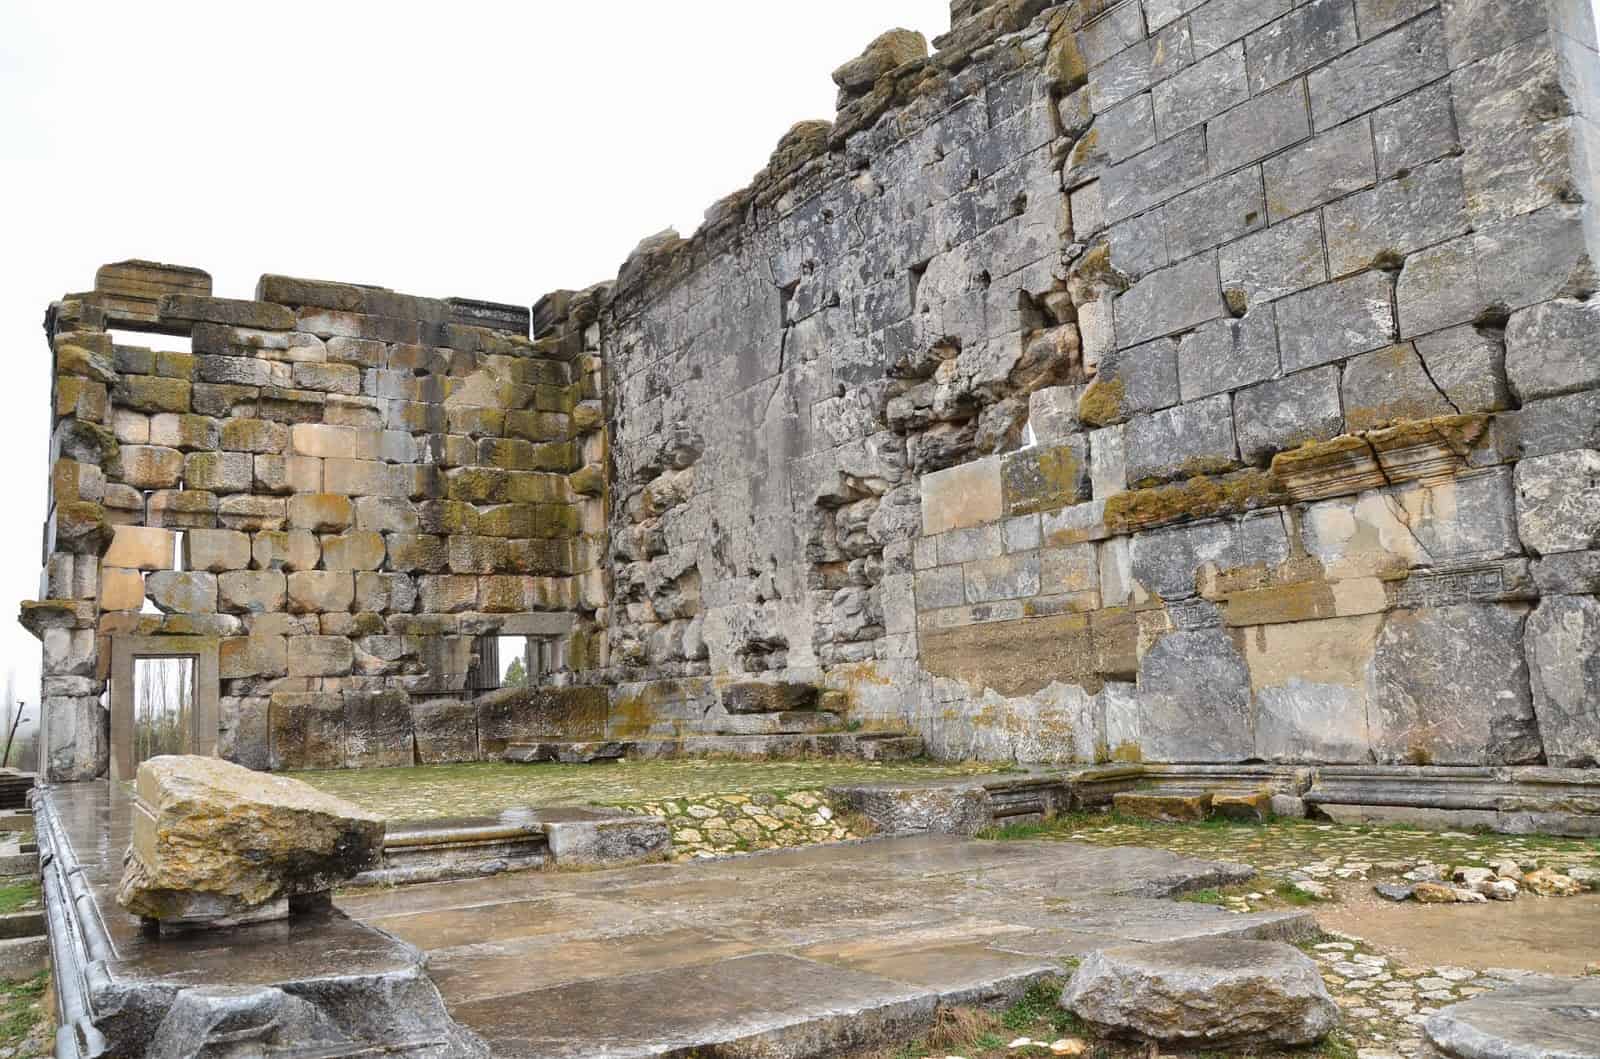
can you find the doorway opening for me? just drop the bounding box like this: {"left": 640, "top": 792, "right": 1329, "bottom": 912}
{"left": 131, "top": 656, "right": 196, "bottom": 768}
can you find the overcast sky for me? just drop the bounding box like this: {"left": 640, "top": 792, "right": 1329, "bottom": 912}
{"left": 0, "top": 0, "right": 950, "bottom": 734}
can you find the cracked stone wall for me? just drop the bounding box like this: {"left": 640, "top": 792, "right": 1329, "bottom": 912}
{"left": 600, "top": 0, "right": 1600, "bottom": 767}
{"left": 25, "top": 263, "right": 606, "bottom": 781}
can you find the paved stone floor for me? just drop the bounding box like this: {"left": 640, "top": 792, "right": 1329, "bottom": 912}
{"left": 339, "top": 835, "right": 1313, "bottom": 1058}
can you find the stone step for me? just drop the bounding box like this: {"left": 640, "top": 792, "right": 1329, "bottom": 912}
{"left": 700, "top": 710, "right": 843, "bottom": 736}
{"left": 504, "top": 731, "right": 924, "bottom": 764}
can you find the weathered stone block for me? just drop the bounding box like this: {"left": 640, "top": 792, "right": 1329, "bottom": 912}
{"left": 920, "top": 455, "right": 1003, "bottom": 535}
{"left": 722, "top": 681, "right": 818, "bottom": 714}
{"left": 320, "top": 531, "right": 386, "bottom": 571}
{"left": 1176, "top": 308, "right": 1278, "bottom": 401}
{"left": 287, "top": 493, "right": 354, "bottom": 533}
{"left": 220, "top": 417, "right": 289, "bottom": 454}
{"left": 1276, "top": 270, "right": 1395, "bottom": 371}
{"left": 1504, "top": 298, "right": 1600, "bottom": 403}
{"left": 1207, "top": 78, "right": 1309, "bottom": 174}
{"left": 1525, "top": 594, "right": 1600, "bottom": 768}
{"left": 218, "top": 571, "right": 287, "bottom": 614}
{"left": 286, "top": 636, "right": 354, "bottom": 677}
{"left": 286, "top": 571, "right": 355, "bottom": 614}
{"left": 1001, "top": 438, "right": 1089, "bottom": 515}
{"left": 104, "top": 525, "right": 176, "bottom": 570}
{"left": 1124, "top": 394, "right": 1239, "bottom": 487}
{"left": 343, "top": 690, "right": 413, "bottom": 769}
{"left": 1341, "top": 344, "right": 1455, "bottom": 431}
{"left": 1323, "top": 157, "right": 1469, "bottom": 278}
{"left": 117, "top": 445, "right": 184, "bottom": 489}
{"left": 1245, "top": 0, "right": 1356, "bottom": 93}
{"left": 1368, "top": 604, "right": 1540, "bottom": 765}
{"left": 183, "top": 529, "right": 251, "bottom": 572}
{"left": 1137, "top": 628, "right": 1254, "bottom": 761}
{"left": 1164, "top": 167, "right": 1265, "bottom": 262}
{"left": 1114, "top": 253, "right": 1223, "bottom": 348}
{"left": 219, "top": 634, "right": 288, "bottom": 679}
{"left": 99, "top": 566, "right": 145, "bottom": 611}
{"left": 411, "top": 699, "right": 478, "bottom": 764}
{"left": 1154, "top": 43, "right": 1247, "bottom": 139}
{"left": 1514, "top": 449, "right": 1600, "bottom": 556}
{"left": 964, "top": 553, "right": 1042, "bottom": 603}
{"left": 185, "top": 450, "right": 254, "bottom": 494}
{"left": 1263, "top": 118, "right": 1375, "bottom": 221}
{"left": 1414, "top": 324, "right": 1512, "bottom": 414}
{"left": 1080, "top": 337, "right": 1181, "bottom": 426}
{"left": 1234, "top": 367, "right": 1343, "bottom": 465}
{"left": 1113, "top": 791, "right": 1213, "bottom": 822}
{"left": 144, "top": 571, "right": 217, "bottom": 614}
{"left": 1307, "top": 10, "right": 1446, "bottom": 129}
{"left": 117, "top": 756, "right": 381, "bottom": 924}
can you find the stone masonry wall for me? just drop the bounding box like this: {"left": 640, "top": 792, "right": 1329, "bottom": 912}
{"left": 25, "top": 263, "right": 606, "bottom": 781}
{"left": 599, "top": 0, "right": 1600, "bottom": 768}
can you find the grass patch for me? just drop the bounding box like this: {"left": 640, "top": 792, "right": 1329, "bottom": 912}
{"left": 0, "top": 972, "right": 47, "bottom": 1047}
{"left": 0, "top": 879, "right": 39, "bottom": 916}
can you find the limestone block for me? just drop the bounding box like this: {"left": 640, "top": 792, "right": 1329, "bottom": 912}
{"left": 291, "top": 423, "right": 382, "bottom": 460}
{"left": 99, "top": 566, "right": 145, "bottom": 611}
{"left": 1233, "top": 366, "right": 1343, "bottom": 465}
{"left": 920, "top": 455, "right": 1003, "bottom": 535}
{"left": 291, "top": 362, "right": 360, "bottom": 395}
{"left": 1137, "top": 628, "right": 1254, "bottom": 761}
{"left": 831, "top": 27, "right": 927, "bottom": 91}
{"left": 1001, "top": 438, "right": 1089, "bottom": 515}
{"left": 218, "top": 571, "right": 287, "bottom": 614}
{"left": 353, "top": 496, "right": 419, "bottom": 534}
{"left": 218, "top": 495, "right": 286, "bottom": 532}
{"left": 43, "top": 627, "right": 96, "bottom": 677}
{"left": 1505, "top": 298, "right": 1600, "bottom": 403}
{"left": 343, "top": 690, "right": 413, "bottom": 769}
{"left": 964, "top": 553, "right": 1041, "bottom": 603}
{"left": 1113, "top": 254, "right": 1223, "bottom": 348}
{"left": 220, "top": 417, "right": 289, "bottom": 454}
{"left": 184, "top": 529, "right": 251, "bottom": 573}
{"left": 1124, "top": 394, "right": 1239, "bottom": 487}
{"left": 1322, "top": 154, "right": 1466, "bottom": 277}
{"left": 1263, "top": 117, "right": 1374, "bottom": 221}
{"left": 1368, "top": 604, "right": 1540, "bottom": 765}
{"left": 104, "top": 525, "right": 176, "bottom": 570}
{"left": 1246, "top": 614, "right": 1383, "bottom": 764}
{"left": 1525, "top": 595, "right": 1600, "bottom": 768}
{"left": 1028, "top": 385, "right": 1082, "bottom": 444}
{"left": 1176, "top": 309, "right": 1278, "bottom": 402}
{"left": 1062, "top": 940, "right": 1338, "bottom": 1046}
{"left": 286, "top": 636, "right": 354, "bottom": 677}
{"left": 145, "top": 571, "right": 218, "bottom": 614}
{"left": 184, "top": 451, "right": 254, "bottom": 493}
{"left": 418, "top": 575, "right": 479, "bottom": 613}
{"left": 1340, "top": 344, "right": 1455, "bottom": 431}
{"left": 286, "top": 571, "right": 355, "bottom": 614}
{"left": 325, "top": 458, "right": 402, "bottom": 498}
{"left": 1514, "top": 449, "right": 1600, "bottom": 555}
{"left": 1534, "top": 550, "right": 1600, "bottom": 596}
{"left": 1113, "top": 791, "right": 1212, "bottom": 822}
{"left": 355, "top": 572, "right": 417, "bottom": 613}
{"left": 147, "top": 489, "right": 218, "bottom": 529}
{"left": 250, "top": 530, "right": 321, "bottom": 573}
{"left": 114, "top": 375, "right": 191, "bottom": 414}
{"left": 1413, "top": 324, "right": 1512, "bottom": 414}
{"left": 287, "top": 493, "right": 354, "bottom": 533}
{"left": 1213, "top": 789, "right": 1273, "bottom": 822}
{"left": 219, "top": 634, "right": 288, "bottom": 679}
{"left": 116, "top": 756, "right": 382, "bottom": 924}
{"left": 827, "top": 783, "right": 992, "bottom": 835}
{"left": 448, "top": 535, "right": 510, "bottom": 574}
{"left": 218, "top": 695, "right": 270, "bottom": 770}
{"left": 1275, "top": 269, "right": 1395, "bottom": 371}
{"left": 411, "top": 699, "right": 478, "bottom": 764}
{"left": 386, "top": 533, "right": 449, "bottom": 573}
{"left": 1219, "top": 212, "right": 1325, "bottom": 307}
{"left": 320, "top": 531, "right": 386, "bottom": 571}
{"left": 117, "top": 445, "right": 184, "bottom": 489}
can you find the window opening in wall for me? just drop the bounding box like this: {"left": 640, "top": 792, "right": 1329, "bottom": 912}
{"left": 131, "top": 656, "right": 196, "bottom": 767}
{"left": 108, "top": 328, "right": 192, "bottom": 355}
{"left": 470, "top": 636, "right": 557, "bottom": 692}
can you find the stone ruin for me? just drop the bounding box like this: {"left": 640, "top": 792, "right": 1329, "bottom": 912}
{"left": 19, "top": 0, "right": 1600, "bottom": 829}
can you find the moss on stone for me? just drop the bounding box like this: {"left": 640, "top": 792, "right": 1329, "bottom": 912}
{"left": 1078, "top": 376, "right": 1125, "bottom": 427}
{"left": 1103, "top": 469, "right": 1285, "bottom": 534}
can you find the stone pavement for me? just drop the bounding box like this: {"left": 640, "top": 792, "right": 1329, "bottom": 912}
{"left": 339, "top": 836, "right": 1315, "bottom": 1058}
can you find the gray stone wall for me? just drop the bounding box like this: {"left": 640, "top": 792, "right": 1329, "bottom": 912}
{"left": 598, "top": 0, "right": 1600, "bottom": 767}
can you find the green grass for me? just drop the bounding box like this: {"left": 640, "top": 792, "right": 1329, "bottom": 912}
{"left": 0, "top": 879, "right": 39, "bottom": 916}
{"left": 0, "top": 972, "right": 47, "bottom": 1046}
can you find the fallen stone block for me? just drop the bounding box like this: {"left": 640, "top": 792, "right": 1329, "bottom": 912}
{"left": 1212, "top": 789, "right": 1273, "bottom": 822}
{"left": 1425, "top": 976, "right": 1600, "bottom": 1059}
{"left": 1113, "top": 791, "right": 1213, "bottom": 822}
{"left": 828, "top": 781, "right": 993, "bottom": 836}
{"left": 116, "top": 755, "right": 383, "bottom": 928}
{"left": 1524, "top": 867, "right": 1584, "bottom": 896}
{"left": 1061, "top": 939, "right": 1339, "bottom": 1046}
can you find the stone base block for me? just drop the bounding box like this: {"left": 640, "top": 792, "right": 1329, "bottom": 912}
{"left": 1114, "top": 792, "right": 1214, "bottom": 822}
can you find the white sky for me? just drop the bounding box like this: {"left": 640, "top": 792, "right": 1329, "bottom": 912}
{"left": 0, "top": 0, "right": 950, "bottom": 735}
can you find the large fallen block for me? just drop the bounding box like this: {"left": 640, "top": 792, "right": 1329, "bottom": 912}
{"left": 117, "top": 754, "right": 383, "bottom": 928}
{"left": 1061, "top": 939, "right": 1339, "bottom": 1046}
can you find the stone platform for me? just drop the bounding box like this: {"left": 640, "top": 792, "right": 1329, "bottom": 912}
{"left": 340, "top": 834, "right": 1316, "bottom": 1057}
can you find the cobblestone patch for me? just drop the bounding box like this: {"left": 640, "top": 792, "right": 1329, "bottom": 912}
{"left": 612, "top": 790, "right": 859, "bottom": 859}
{"left": 289, "top": 760, "right": 1006, "bottom": 822}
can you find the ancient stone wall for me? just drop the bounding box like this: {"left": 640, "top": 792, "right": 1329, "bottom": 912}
{"left": 25, "top": 263, "right": 607, "bottom": 780}
{"left": 600, "top": 0, "right": 1600, "bottom": 767}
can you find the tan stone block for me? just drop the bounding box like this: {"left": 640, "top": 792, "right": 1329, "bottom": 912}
{"left": 1113, "top": 791, "right": 1213, "bottom": 822}
{"left": 56, "top": 376, "right": 108, "bottom": 421}
{"left": 103, "top": 526, "right": 176, "bottom": 570}
{"left": 251, "top": 529, "right": 321, "bottom": 572}
{"left": 324, "top": 457, "right": 402, "bottom": 497}
{"left": 354, "top": 572, "right": 417, "bottom": 613}
{"left": 147, "top": 489, "right": 219, "bottom": 529}
{"left": 99, "top": 566, "right": 145, "bottom": 611}
{"left": 219, "top": 634, "right": 289, "bottom": 679}
{"left": 248, "top": 612, "right": 319, "bottom": 637}
{"left": 477, "top": 575, "right": 528, "bottom": 613}
{"left": 418, "top": 575, "right": 479, "bottom": 613}
{"left": 385, "top": 533, "right": 447, "bottom": 572}
{"left": 218, "top": 495, "right": 287, "bottom": 531}
{"left": 145, "top": 570, "right": 218, "bottom": 613}
{"left": 290, "top": 362, "right": 360, "bottom": 395}
{"left": 1213, "top": 790, "right": 1273, "bottom": 822}
{"left": 920, "top": 455, "right": 1004, "bottom": 535}
{"left": 220, "top": 417, "right": 289, "bottom": 454}
{"left": 290, "top": 423, "right": 382, "bottom": 459}
{"left": 287, "top": 493, "right": 353, "bottom": 532}
{"left": 184, "top": 528, "right": 252, "bottom": 572}
{"left": 253, "top": 455, "right": 324, "bottom": 495}
{"left": 323, "top": 395, "right": 385, "bottom": 428}
{"left": 149, "top": 413, "right": 220, "bottom": 451}
{"left": 114, "top": 375, "right": 191, "bottom": 414}
{"left": 286, "top": 571, "right": 355, "bottom": 613}
{"left": 184, "top": 450, "right": 253, "bottom": 493}
{"left": 352, "top": 496, "right": 418, "bottom": 534}
{"left": 286, "top": 635, "right": 354, "bottom": 677}
{"left": 448, "top": 535, "right": 509, "bottom": 574}
{"left": 116, "top": 445, "right": 184, "bottom": 489}
{"left": 111, "top": 408, "right": 150, "bottom": 444}
{"left": 320, "top": 531, "right": 385, "bottom": 571}
{"left": 218, "top": 570, "right": 287, "bottom": 614}
{"left": 478, "top": 504, "right": 536, "bottom": 538}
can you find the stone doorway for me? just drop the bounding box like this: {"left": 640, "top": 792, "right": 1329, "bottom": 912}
{"left": 109, "top": 635, "right": 220, "bottom": 782}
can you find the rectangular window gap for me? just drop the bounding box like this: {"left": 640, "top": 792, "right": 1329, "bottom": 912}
{"left": 131, "top": 656, "right": 195, "bottom": 767}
